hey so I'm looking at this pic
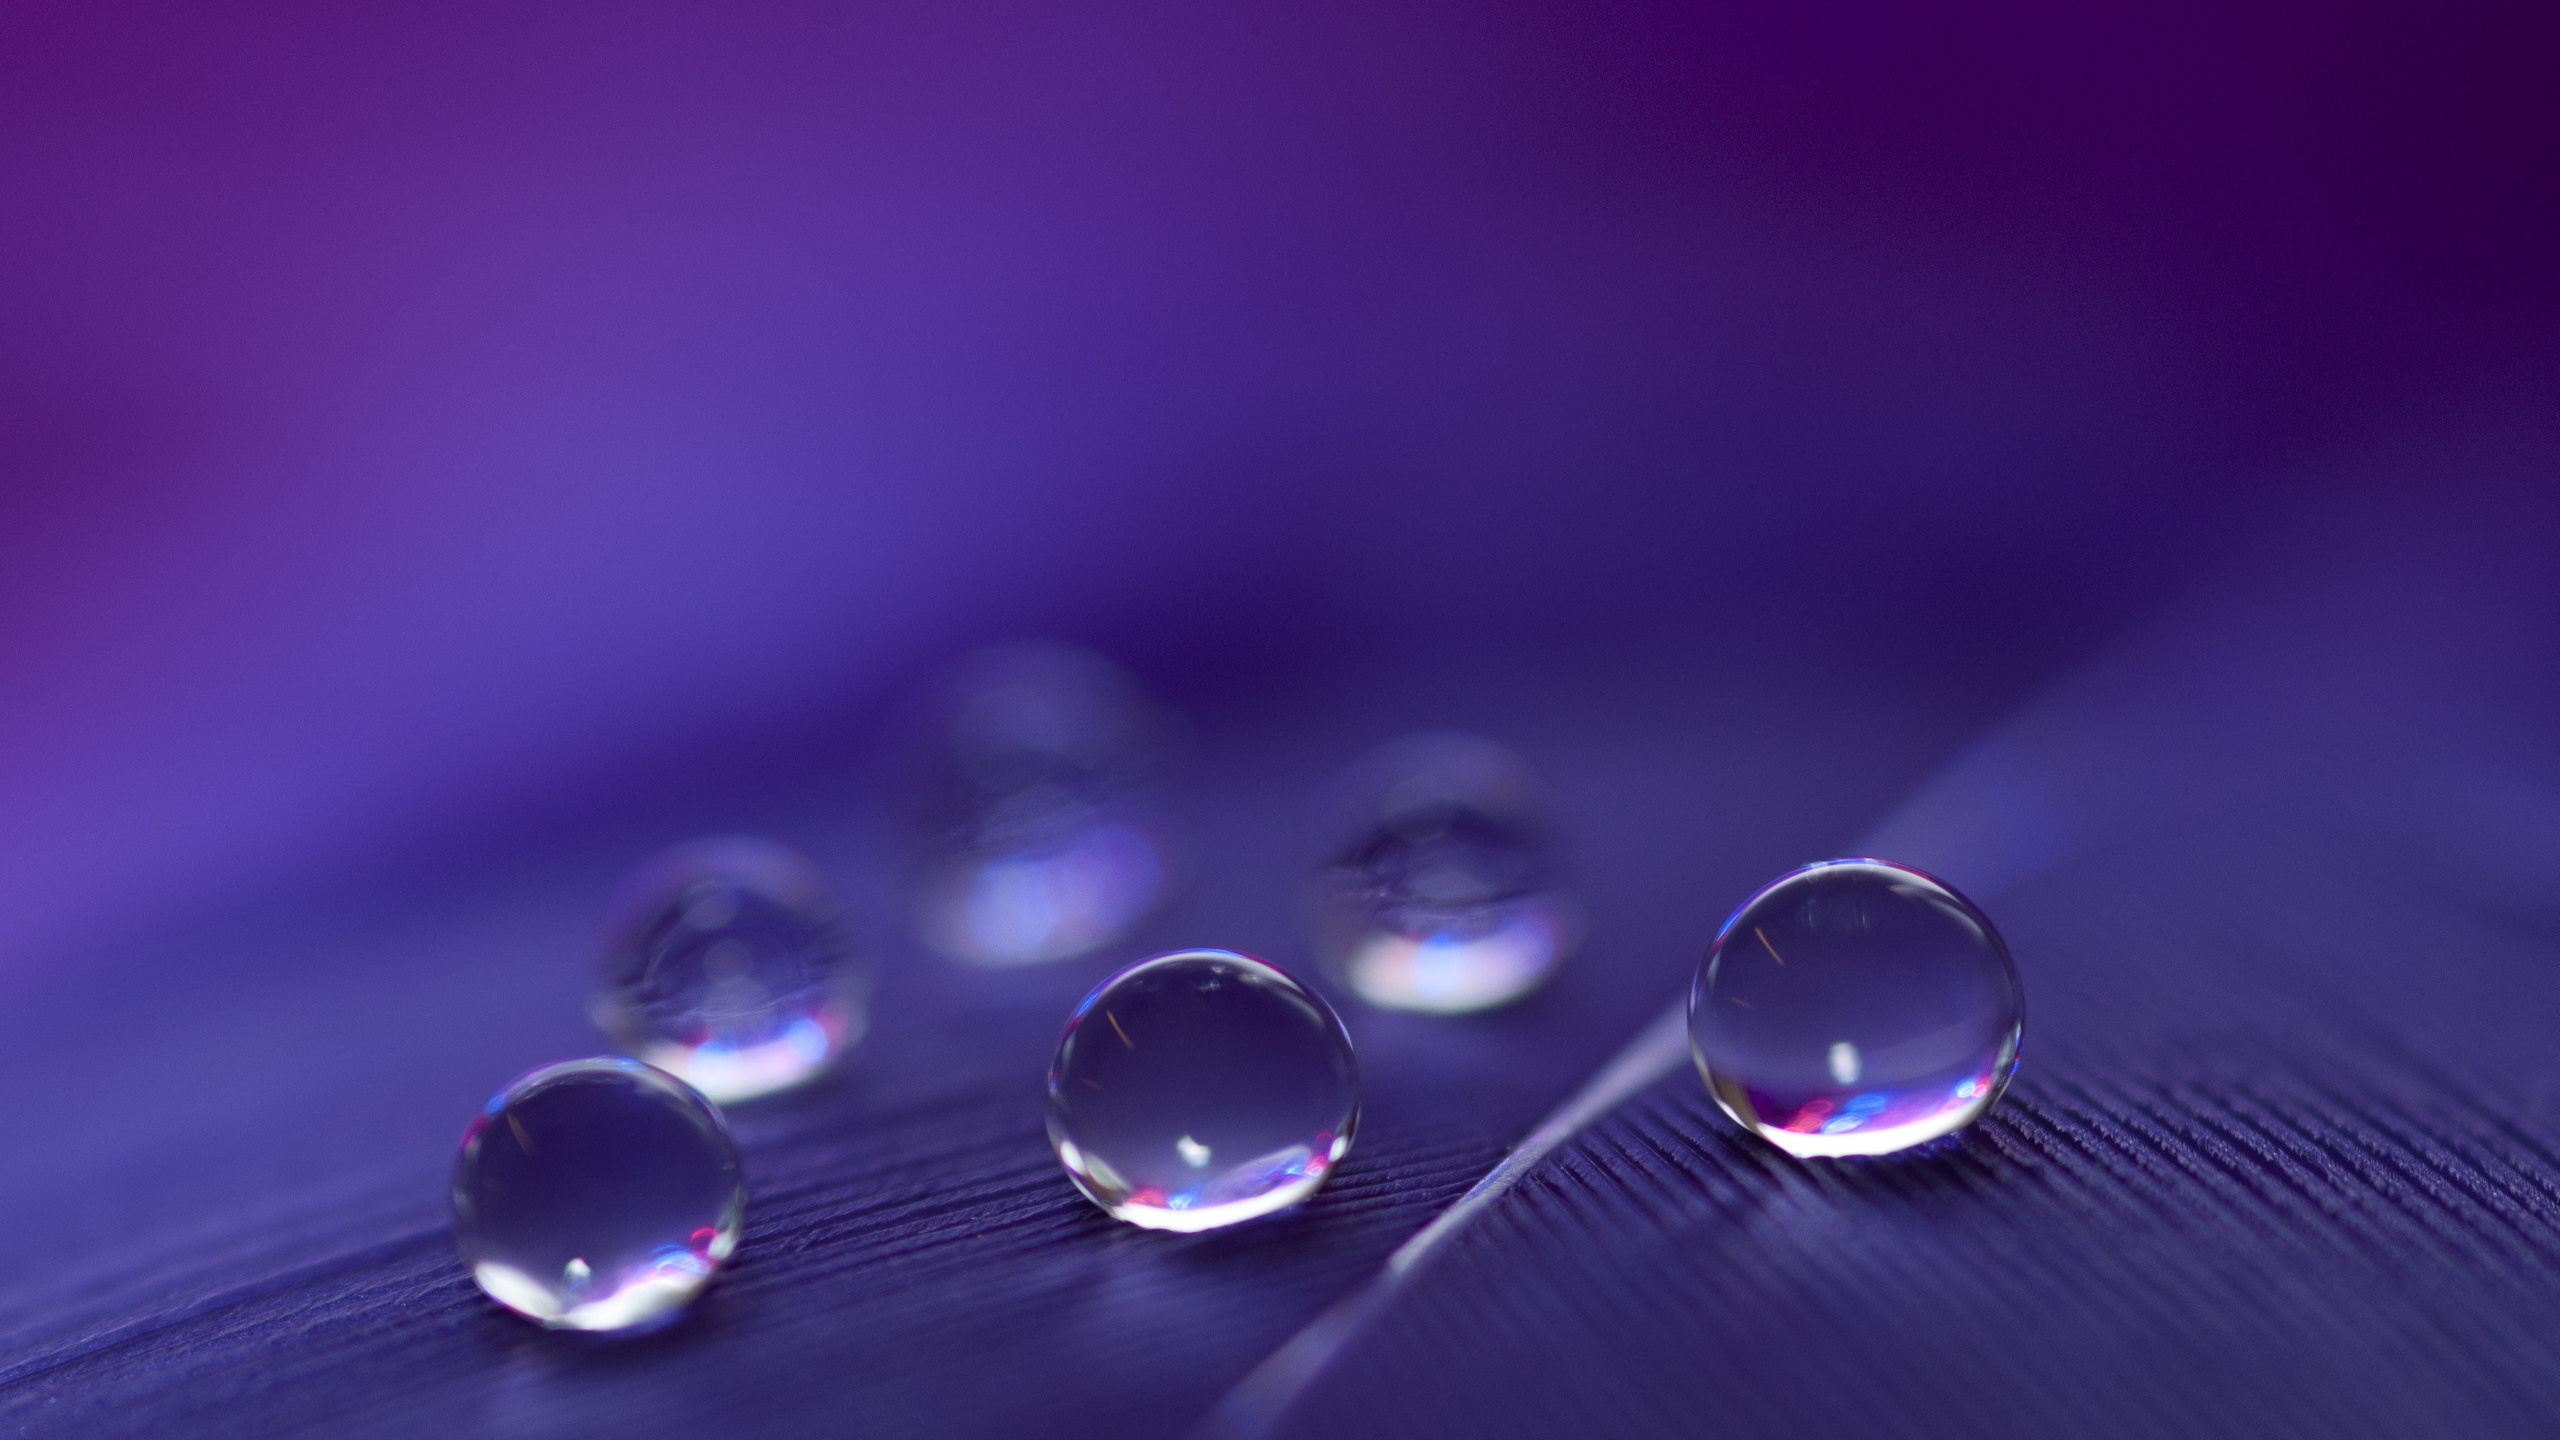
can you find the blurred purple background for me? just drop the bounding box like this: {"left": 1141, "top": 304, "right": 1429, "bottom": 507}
{"left": 6, "top": 6, "right": 2560, "bottom": 1434}
{"left": 3, "top": 0, "right": 2554, "bottom": 989}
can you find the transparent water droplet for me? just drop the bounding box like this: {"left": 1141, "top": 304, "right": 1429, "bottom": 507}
{"left": 1047, "top": 949, "right": 1359, "bottom": 1231}
{"left": 452, "top": 1058, "right": 746, "bottom": 1332}
{"left": 1689, "top": 859, "right": 2022, "bottom": 1158}
{"left": 899, "top": 643, "right": 1176, "bottom": 966}
{"left": 592, "top": 837, "right": 865, "bottom": 1103}
{"left": 1311, "top": 733, "right": 1579, "bottom": 1013}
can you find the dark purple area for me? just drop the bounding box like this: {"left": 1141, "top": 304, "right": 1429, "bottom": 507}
{"left": 2, "top": 2, "right": 2557, "bottom": 1435}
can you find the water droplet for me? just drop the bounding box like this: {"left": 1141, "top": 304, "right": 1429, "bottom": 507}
{"left": 1689, "top": 859, "right": 2022, "bottom": 1158}
{"left": 452, "top": 1058, "right": 745, "bottom": 1331}
{"left": 592, "top": 837, "right": 864, "bottom": 1103}
{"left": 1311, "top": 733, "right": 1579, "bottom": 1013}
{"left": 898, "top": 643, "right": 1177, "bottom": 965}
{"left": 1047, "top": 949, "right": 1359, "bottom": 1231}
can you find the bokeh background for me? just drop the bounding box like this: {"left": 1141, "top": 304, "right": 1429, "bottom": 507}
{"left": 9, "top": 0, "right": 2554, "bottom": 966}
{"left": 3, "top": 2, "right": 2557, "bottom": 1435}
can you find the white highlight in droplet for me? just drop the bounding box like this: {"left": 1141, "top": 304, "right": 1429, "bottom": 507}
{"left": 1827, "top": 1041, "right": 1861, "bottom": 1086}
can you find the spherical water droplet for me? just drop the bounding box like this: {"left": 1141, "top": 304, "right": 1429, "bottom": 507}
{"left": 452, "top": 1058, "right": 746, "bottom": 1331}
{"left": 592, "top": 837, "right": 864, "bottom": 1104}
{"left": 899, "top": 643, "right": 1176, "bottom": 966}
{"left": 1047, "top": 949, "right": 1359, "bottom": 1231}
{"left": 1689, "top": 859, "right": 2022, "bottom": 1158}
{"left": 1312, "top": 733, "right": 1579, "bottom": 1013}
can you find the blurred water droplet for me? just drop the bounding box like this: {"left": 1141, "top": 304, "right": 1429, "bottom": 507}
{"left": 1310, "top": 732, "right": 1579, "bottom": 1013}
{"left": 899, "top": 642, "right": 1177, "bottom": 965}
{"left": 593, "top": 837, "right": 864, "bottom": 1103}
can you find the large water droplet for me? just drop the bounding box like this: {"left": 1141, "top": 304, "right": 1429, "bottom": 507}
{"left": 451, "top": 1058, "right": 746, "bottom": 1331}
{"left": 1689, "top": 859, "right": 2022, "bottom": 1158}
{"left": 1047, "top": 949, "right": 1359, "bottom": 1231}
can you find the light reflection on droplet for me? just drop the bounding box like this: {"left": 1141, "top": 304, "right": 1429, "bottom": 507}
{"left": 1826, "top": 1040, "right": 1861, "bottom": 1085}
